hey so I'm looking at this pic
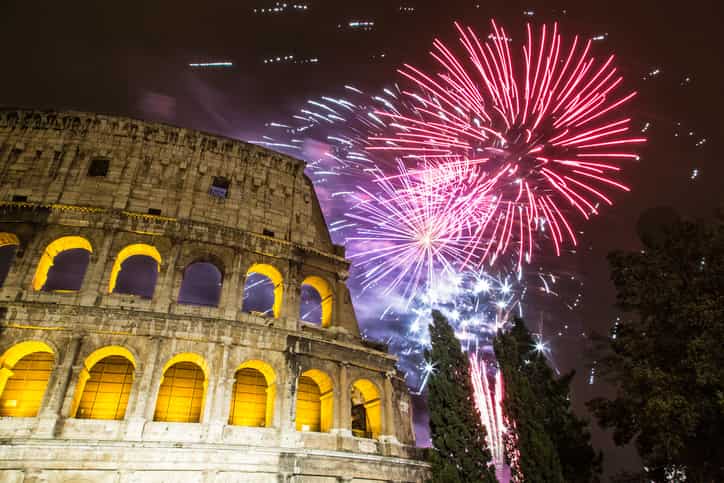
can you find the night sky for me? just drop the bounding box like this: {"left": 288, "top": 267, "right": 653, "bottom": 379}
{"left": 2, "top": 0, "right": 723, "bottom": 479}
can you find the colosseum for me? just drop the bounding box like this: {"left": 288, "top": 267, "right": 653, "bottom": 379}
{"left": 0, "top": 109, "right": 430, "bottom": 483}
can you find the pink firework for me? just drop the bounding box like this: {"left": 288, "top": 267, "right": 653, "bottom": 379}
{"left": 346, "top": 161, "right": 485, "bottom": 300}
{"left": 369, "top": 21, "right": 645, "bottom": 269}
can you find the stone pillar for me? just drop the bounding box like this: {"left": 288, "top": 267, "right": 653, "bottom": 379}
{"left": 207, "top": 343, "right": 231, "bottom": 442}
{"left": 333, "top": 362, "right": 352, "bottom": 436}
{"left": 279, "top": 352, "right": 300, "bottom": 447}
{"left": 34, "top": 334, "right": 83, "bottom": 438}
{"left": 280, "top": 280, "right": 301, "bottom": 323}
{"left": 79, "top": 231, "right": 114, "bottom": 306}
{"left": 200, "top": 343, "right": 217, "bottom": 426}
{"left": 220, "top": 252, "right": 242, "bottom": 319}
{"left": 153, "top": 242, "right": 182, "bottom": 312}
{"left": 380, "top": 371, "right": 400, "bottom": 444}
{"left": 125, "top": 336, "right": 162, "bottom": 440}
{"left": 15, "top": 231, "right": 51, "bottom": 294}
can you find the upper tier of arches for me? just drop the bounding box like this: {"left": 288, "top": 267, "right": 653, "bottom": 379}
{"left": 0, "top": 232, "right": 338, "bottom": 329}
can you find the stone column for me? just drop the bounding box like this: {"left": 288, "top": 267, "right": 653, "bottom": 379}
{"left": 220, "top": 252, "right": 242, "bottom": 319}
{"left": 79, "top": 231, "right": 114, "bottom": 306}
{"left": 206, "top": 342, "right": 231, "bottom": 442}
{"left": 279, "top": 352, "right": 300, "bottom": 447}
{"left": 153, "top": 242, "right": 182, "bottom": 312}
{"left": 381, "top": 371, "right": 400, "bottom": 444}
{"left": 125, "top": 336, "right": 162, "bottom": 440}
{"left": 280, "top": 280, "right": 301, "bottom": 324}
{"left": 15, "top": 231, "right": 51, "bottom": 294}
{"left": 333, "top": 362, "right": 352, "bottom": 436}
{"left": 34, "top": 334, "right": 83, "bottom": 438}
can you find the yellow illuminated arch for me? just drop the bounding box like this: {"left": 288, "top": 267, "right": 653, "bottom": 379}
{"left": 296, "top": 369, "right": 334, "bottom": 433}
{"left": 301, "top": 275, "right": 334, "bottom": 328}
{"left": 70, "top": 346, "right": 136, "bottom": 419}
{"left": 351, "top": 379, "right": 382, "bottom": 439}
{"left": 161, "top": 352, "right": 208, "bottom": 379}
{"left": 0, "top": 232, "right": 19, "bottom": 248}
{"left": 0, "top": 341, "right": 54, "bottom": 417}
{"left": 108, "top": 244, "right": 162, "bottom": 293}
{"left": 245, "top": 263, "right": 283, "bottom": 318}
{"left": 154, "top": 353, "right": 208, "bottom": 423}
{"left": 32, "top": 236, "right": 93, "bottom": 291}
{"left": 229, "top": 360, "right": 277, "bottom": 427}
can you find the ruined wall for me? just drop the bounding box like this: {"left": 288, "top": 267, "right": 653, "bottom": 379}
{"left": 0, "top": 110, "right": 429, "bottom": 483}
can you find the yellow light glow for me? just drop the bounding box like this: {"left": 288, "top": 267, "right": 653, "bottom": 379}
{"left": 229, "top": 368, "right": 267, "bottom": 427}
{"left": 0, "top": 232, "right": 19, "bottom": 248}
{"left": 295, "top": 369, "right": 333, "bottom": 433}
{"left": 301, "top": 275, "right": 333, "bottom": 328}
{"left": 70, "top": 346, "right": 137, "bottom": 419}
{"left": 74, "top": 355, "right": 133, "bottom": 420}
{"left": 246, "top": 263, "right": 284, "bottom": 318}
{"left": 108, "top": 244, "right": 162, "bottom": 293}
{"left": 0, "top": 341, "right": 54, "bottom": 417}
{"left": 229, "top": 360, "right": 276, "bottom": 427}
{"left": 352, "top": 379, "right": 382, "bottom": 439}
{"left": 32, "top": 236, "right": 93, "bottom": 291}
{"left": 154, "top": 353, "right": 208, "bottom": 423}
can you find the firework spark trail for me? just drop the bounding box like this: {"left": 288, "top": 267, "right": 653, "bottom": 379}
{"left": 470, "top": 356, "right": 506, "bottom": 467}
{"left": 369, "top": 20, "right": 645, "bottom": 271}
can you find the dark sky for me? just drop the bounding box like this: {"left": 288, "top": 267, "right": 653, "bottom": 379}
{"left": 2, "top": 0, "right": 723, "bottom": 479}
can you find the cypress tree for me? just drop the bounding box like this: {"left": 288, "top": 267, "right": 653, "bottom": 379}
{"left": 426, "top": 309, "right": 497, "bottom": 483}
{"left": 495, "top": 318, "right": 600, "bottom": 482}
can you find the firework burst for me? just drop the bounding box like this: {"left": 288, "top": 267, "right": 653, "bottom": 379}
{"left": 370, "top": 20, "right": 645, "bottom": 270}
{"left": 346, "top": 161, "right": 484, "bottom": 300}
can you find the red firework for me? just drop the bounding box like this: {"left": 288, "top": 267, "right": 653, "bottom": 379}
{"left": 369, "top": 21, "right": 645, "bottom": 269}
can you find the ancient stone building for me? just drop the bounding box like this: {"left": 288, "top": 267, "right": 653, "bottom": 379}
{"left": 0, "top": 109, "right": 430, "bottom": 483}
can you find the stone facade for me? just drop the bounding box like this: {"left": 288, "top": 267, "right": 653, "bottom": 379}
{"left": 0, "top": 110, "right": 430, "bottom": 483}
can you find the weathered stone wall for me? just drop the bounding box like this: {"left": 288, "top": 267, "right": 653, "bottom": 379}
{"left": 0, "top": 110, "right": 430, "bottom": 483}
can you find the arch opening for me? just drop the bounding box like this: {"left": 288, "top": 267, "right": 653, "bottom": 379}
{"left": 109, "top": 244, "right": 162, "bottom": 298}
{"left": 0, "top": 341, "right": 54, "bottom": 417}
{"left": 295, "top": 369, "right": 333, "bottom": 433}
{"left": 0, "top": 233, "right": 19, "bottom": 288}
{"left": 74, "top": 355, "right": 134, "bottom": 420}
{"left": 70, "top": 346, "right": 136, "bottom": 420}
{"left": 242, "top": 263, "right": 283, "bottom": 318}
{"left": 300, "top": 276, "right": 333, "bottom": 327}
{"left": 178, "top": 261, "right": 222, "bottom": 307}
{"left": 351, "top": 379, "right": 381, "bottom": 439}
{"left": 229, "top": 360, "right": 276, "bottom": 427}
{"left": 33, "top": 236, "right": 93, "bottom": 292}
{"left": 154, "top": 354, "right": 207, "bottom": 423}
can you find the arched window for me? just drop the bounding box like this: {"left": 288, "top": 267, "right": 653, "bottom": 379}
{"left": 295, "top": 369, "right": 333, "bottom": 433}
{"left": 0, "top": 341, "right": 54, "bottom": 417}
{"left": 71, "top": 347, "right": 136, "bottom": 420}
{"left": 33, "top": 236, "right": 93, "bottom": 292}
{"left": 177, "top": 261, "right": 222, "bottom": 307}
{"left": 350, "top": 379, "right": 382, "bottom": 439}
{"left": 154, "top": 354, "right": 207, "bottom": 423}
{"left": 228, "top": 360, "right": 276, "bottom": 427}
{"left": 300, "top": 276, "right": 333, "bottom": 327}
{"left": 109, "top": 244, "right": 162, "bottom": 298}
{"left": 242, "top": 263, "right": 283, "bottom": 318}
{"left": 0, "top": 233, "right": 19, "bottom": 288}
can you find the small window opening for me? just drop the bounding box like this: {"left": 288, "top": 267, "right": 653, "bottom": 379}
{"left": 11, "top": 195, "right": 27, "bottom": 202}
{"left": 263, "top": 229, "right": 275, "bottom": 238}
{"left": 88, "top": 158, "right": 109, "bottom": 177}
{"left": 147, "top": 208, "right": 162, "bottom": 216}
{"left": 209, "top": 176, "right": 230, "bottom": 198}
